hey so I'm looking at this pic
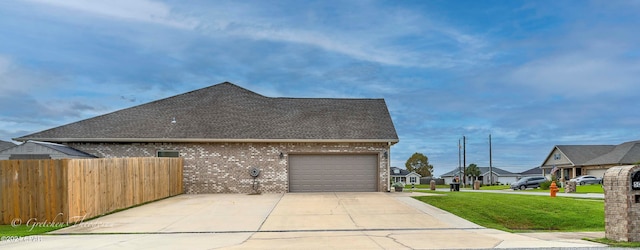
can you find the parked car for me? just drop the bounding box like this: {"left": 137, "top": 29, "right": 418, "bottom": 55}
{"left": 570, "top": 175, "right": 602, "bottom": 185}
{"left": 511, "top": 176, "right": 547, "bottom": 190}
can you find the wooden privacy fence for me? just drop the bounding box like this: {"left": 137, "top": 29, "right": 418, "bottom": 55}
{"left": 0, "top": 157, "right": 183, "bottom": 225}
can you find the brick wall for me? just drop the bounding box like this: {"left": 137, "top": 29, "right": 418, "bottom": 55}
{"left": 604, "top": 165, "right": 640, "bottom": 242}
{"left": 68, "top": 142, "right": 390, "bottom": 194}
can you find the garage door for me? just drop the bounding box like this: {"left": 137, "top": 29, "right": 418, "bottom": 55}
{"left": 587, "top": 169, "right": 608, "bottom": 179}
{"left": 289, "top": 154, "right": 378, "bottom": 192}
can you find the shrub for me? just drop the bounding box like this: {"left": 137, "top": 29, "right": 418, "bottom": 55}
{"left": 539, "top": 180, "right": 552, "bottom": 190}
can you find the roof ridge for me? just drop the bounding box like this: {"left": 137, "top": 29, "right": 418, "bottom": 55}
{"left": 14, "top": 82, "right": 399, "bottom": 142}
{"left": 274, "top": 97, "right": 385, "bottom": 101}
{"left": 15, "top": 82, "right": 258, "bottom": 140}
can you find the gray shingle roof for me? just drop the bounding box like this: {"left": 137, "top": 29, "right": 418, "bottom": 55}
{"left": 0, "top": 140, "right": 16, "bottom": 151}
{"left": 582, "top": 140, "right": 640, "bottom": 165}
{"left": 15, "top": 82, "right": 399, "bottom": 143}
{"left": 520, "top": 166, "right": 542, "bottom": 175}
{"left": 542, "top": 140, "right": 640, "bottom": 167}
{"left": 478, "top": 167, "right": 518, "bottom": 176}
{"left": 30, "top": 141, "right": 97, "bottom": 158}
{"left": 390, "top": 167, "right": 410, "bottom": 176}
{"left": 440, "top": 166, "right": 516, "bottom": 177}
{"left": 440, "top": 169, "right": 462, "bottom": 177}
{"left": 555, "top": 145, "right": 615, "bottom": 165}
{"left": 390, "top": 167, "right": 421, "bottom": 177}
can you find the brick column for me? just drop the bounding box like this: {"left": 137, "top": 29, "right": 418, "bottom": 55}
{"left": 564, "top": 181, "right": 576, "bottom": 193}
{"left": 604, "top": 165, "right": 640, "bottom": 242}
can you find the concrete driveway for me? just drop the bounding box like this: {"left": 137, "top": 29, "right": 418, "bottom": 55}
{"left": 1, "top": 192, "right": 605, "bottom": 249}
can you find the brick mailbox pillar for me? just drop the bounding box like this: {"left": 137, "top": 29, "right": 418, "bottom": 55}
{"left": 604, "top": 165, "right": 640, "bottom": 242}
{"left": 564, "top": 180, "right": 576, "bottom": 193}
{"left": 473, "top": 180, "right": 481, "bottom": 190}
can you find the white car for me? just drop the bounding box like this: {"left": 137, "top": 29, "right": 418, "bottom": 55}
{"left": 570, "top": 175, "right": 602, "bottom": 185}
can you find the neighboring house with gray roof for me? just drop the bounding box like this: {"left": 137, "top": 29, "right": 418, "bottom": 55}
{"left": 540, "top": 140, "right": 640, "bottom": 180}
{"left": 441, "top": 167, "right": 520, "bottom": 185}
{"left": 0, "top": 141, "right": 96, "bottom": 160}
{"left": 390, "top": 167, "right": 421, "bottom": 185}
{"left": 519, "top": 166, "right": 543, "bottom": 177}
{"left": 14, "top": 82, "right": 399, "bottom": 194}
{"left": 0, "top": 140, "right": 16, "bottom": 151}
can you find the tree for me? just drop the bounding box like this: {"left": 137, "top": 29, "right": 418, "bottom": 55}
{"left": 465, "top": 163, "right": 480, "bottom": 181}
{"left": 405, "top": 152, "right": 434, "bottom": 177}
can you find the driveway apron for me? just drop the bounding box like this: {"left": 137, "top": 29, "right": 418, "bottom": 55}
{"left": 51, "top": 193, "right": 284, "bottom": 234}
{"left": 1, "top": 192, "right": 607, "bottom": 249}
{"left": 259, "top": 192, "right": 452, "bottom": 231}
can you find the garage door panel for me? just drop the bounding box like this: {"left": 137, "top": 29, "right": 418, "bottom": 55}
{"left": 289, "top": 154, "right": 378, "bottom": 192}
{"left": 587, "top": 169, "right": 607, "bottom": 178}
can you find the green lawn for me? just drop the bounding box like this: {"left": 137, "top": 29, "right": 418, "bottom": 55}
{"left": 402, "top": 183, "right": 514, "bottom": 190}
{"left": 479, "top": 185, "right": 512, "bottom": 190}
{"left": 414, "top": 191, "right": 604, "bottom": 232}
{"left": 402, "top": 184, "right": 430, "bottom": 189}
{"left": 562, "top": 184, "right": 604, "bottom": 194}
{"left": 588, "top": 238, "right": 640, "bottom": 248}
{"left": 477, "top": 183, "right": 604, "bottom": 193}
{"left": 405, "top": 183, "right": 604, "bottom": 194}
{"left": 0, "top": 225, "right": 64, "bottom": 238}
{"left": 403, "top": 184, "right": 457, "bottom": 189}
{"left": 521, "top": 184, "right": 604, "bottom": 194}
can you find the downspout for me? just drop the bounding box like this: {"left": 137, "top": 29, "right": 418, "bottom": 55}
{"left": 387, "top": 141, "right": 391, "bottom": 192}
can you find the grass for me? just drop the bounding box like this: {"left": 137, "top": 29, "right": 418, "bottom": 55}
{"left": 414, "top": 191, "right": 604, "bottom": 232}
{"left": 403, "top": 184, "right": 456, "bottom": 189}
{"left": 522, "top": 184, "right": 604, "bottom": 194}
{"left": 405, "top": 184, "right": 508, "bottom": 190}
{"left": 587, "top": 238, "right": 640, "bottom": 247}
{"left": 479, "top": 185, "right": 512, "bottom": 190}
{"left": 563, "top": 184, "right": 604, "bottom": 194}
{"left": 0, "top": 224, "right": 65, "bottom": 238}
{"left": 476, "top": 183, "right": 604, "bottom": 194}
{"left": 402, "top": 184, "right": 430, "bottom": 189}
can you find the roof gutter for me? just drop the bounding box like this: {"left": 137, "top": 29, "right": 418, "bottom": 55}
{"left": 14, "top": 137, "right": 400, "bottom": 144}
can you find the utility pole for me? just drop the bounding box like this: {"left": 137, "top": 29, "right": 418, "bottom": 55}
{"left": 463, "top": 135, "right": 466, "bottom": 186}
{"left": 489, "top": 134, "right": 493, "bottom": 185}
{"left": 458, "top": 139, "right": 462, "bottom": 181}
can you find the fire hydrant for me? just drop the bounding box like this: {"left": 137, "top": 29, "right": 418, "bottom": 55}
{"left": 550, "top": 181, "right": 559, "bottom": 197}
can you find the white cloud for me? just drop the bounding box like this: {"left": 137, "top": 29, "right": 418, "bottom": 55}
{"left": 507, "top": 53, "right": 640, "bottom": 96}
{"left": 20, "top": 0, "right": 490, "bottom": 69}
{"left": 25, "top": 0, "right": 198, "bottom": 29}
{"left": 194, "top": 3, "right": 489, "bottom": 69}
{"left": 501, "top": 3, "right": 640, "bottom": 97}
{"left": 0, "top": 55, "right": 60, "bottom": 94}
{"left": 272, "top": 27, "right": 485, "bottom": 69}
{"left": 0, "top": 56, "right": 10, "bottom": 75}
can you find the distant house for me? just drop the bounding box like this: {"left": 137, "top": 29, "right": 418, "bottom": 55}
{"left": 540, "top": 140, "right": 640, "bottom": 180}
{"left": 14, "top": 82, "right": 399, "bottom": 193}
{"left": 519, "top": 166, "right": 543, "bottom": 177}
{"left": 441, "top": 167, "right": 520, "bottom": 185}
{"left": 0, "top": 140, "right": 16, "bottom": 151}
{"left": 390, "top": 167, "right": 421, "bottom": 185}
{"left": 0, "top": 141, "right": 96, "bottom": 160}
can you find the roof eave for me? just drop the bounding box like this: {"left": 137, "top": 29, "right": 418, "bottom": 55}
{"left": 14, "top": 137, "right": 400, "bottom": 144}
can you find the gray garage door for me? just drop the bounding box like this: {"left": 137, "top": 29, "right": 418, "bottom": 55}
{"left": 289, "top": 154, "right": 378, "bottom": 192}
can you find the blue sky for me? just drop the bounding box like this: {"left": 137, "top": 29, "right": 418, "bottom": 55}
{"left": 1, "top": 0, "right": 639, "bottom": 176}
